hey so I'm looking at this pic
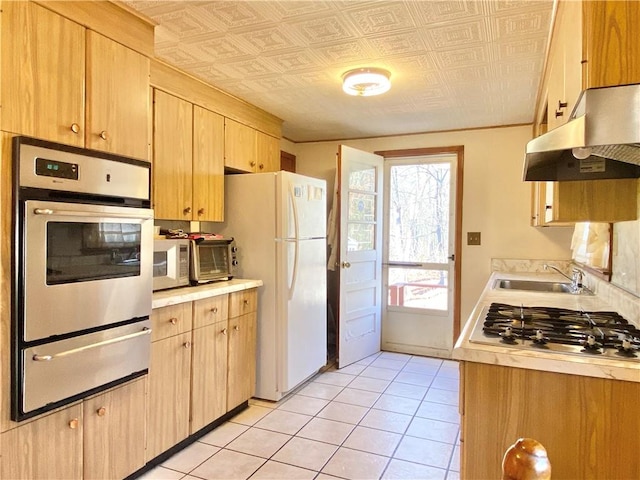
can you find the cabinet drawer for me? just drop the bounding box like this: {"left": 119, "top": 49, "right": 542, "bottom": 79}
{"left": 229, "top": 289, "right": 257, "bottom": 318}
{"left": 151, "top": 303, "right": 192, "bottom": 342}
{"left": 193, "top": 295, "right": 229, "bottom": 329}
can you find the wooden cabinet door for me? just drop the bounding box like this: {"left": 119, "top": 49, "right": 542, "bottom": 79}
{"left": 153, "top": 90, "right": 193, "bottom": 220}
{"left": 83, "top": 378, "right": 146, "bottom": 480}
{"left": 191, "top": 322, "right": 228, "bottom": 433}
{"left": 1, "top": 2, "right": 85, "bottom": 146}
{"left": 1, "top": 404, "right": 83, "bottom": 480}
{"left": 224, "top": 119, "right": 257, "bottom": 172}
{"left": 147, "top": 332, "right": 192, "bottom": 461}
{"left": 256, "top": 131, "right": 280, "bottom": 172}
{"left": 151, "top": 302, "right": 193, "bottom": 342}
{"left": 86, "top": 30, "right": 150, "bottom": 160}
{"left": 193, "top": 106, "right": 225, "bottom": 221}
{"left": 227, "top": 312, "right": 257, "bottom": 410}
{"left": 193, "top": 295, "right": 229, "bottom": 329}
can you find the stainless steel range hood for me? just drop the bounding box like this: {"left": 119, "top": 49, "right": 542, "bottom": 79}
{"left": 524, "top": 83, "right": 640, "bottom": 181}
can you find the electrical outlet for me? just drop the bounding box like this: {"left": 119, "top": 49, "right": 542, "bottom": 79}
{"left": 467, "top": 232, "right": 481, "bottom": 245}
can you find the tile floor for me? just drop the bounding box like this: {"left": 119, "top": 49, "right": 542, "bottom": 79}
{"left": 139, "top": 352, "right": 460, "bottom": 480}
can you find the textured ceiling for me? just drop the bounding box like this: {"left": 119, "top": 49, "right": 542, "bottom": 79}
{"left": 125, "top": 1, "right": 554, "bottom": 143}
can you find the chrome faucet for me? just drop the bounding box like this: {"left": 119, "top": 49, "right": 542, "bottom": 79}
{"left": 543, "top": 264, "right": 585, "bottom": 294}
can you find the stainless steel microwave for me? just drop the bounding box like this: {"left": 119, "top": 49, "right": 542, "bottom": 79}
{"left": 153, "top": 239, "right": 191, "bottom": 291}
{"left": 190, "top": 238, "right": 237, "bottom": 284}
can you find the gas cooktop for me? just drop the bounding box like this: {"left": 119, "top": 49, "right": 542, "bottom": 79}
{"left": 469, "top": 303, "right": 640, "bottom": 362}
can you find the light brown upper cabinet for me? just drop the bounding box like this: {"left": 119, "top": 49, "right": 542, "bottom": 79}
{"left": 85, "top": 31, "right": 150, "bottom": 160}
{"left": 1, "top": 2, "right": 150, "bottom": 160}
{"left": 225, "top": 119, "right": 280, "bottom": 173}
{"left": 256, "top": 130, "right": 281, "bottom": 173}
{"left": 1, "top": 2, "right": 85, "bottom": 146}
{"left": 153, "top": 90, "right": 225, "bottom": 222}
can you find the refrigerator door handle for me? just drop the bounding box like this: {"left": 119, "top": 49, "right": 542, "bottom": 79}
{"left": 289, "top": 239, "right": 299, "bottom": 300}
{"left": 287, "top": 182, "right": 300, "bottom": 299}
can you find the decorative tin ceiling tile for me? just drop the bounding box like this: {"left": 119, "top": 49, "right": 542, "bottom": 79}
{"left": 346, "top": 3, "right": 416, "bottom": 35}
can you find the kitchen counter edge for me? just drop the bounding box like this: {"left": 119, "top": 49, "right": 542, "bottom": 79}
{"left": 452, "top": 272, "right": 640, "bottom": 383}
{"left": 152, "top": 279, "right": 263, "bottom": 309}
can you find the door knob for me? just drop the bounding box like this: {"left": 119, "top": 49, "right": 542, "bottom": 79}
{"left": 342, "top": 261, "right": 351, "bottom": 268}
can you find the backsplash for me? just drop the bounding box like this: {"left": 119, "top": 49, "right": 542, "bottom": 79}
{"left": 491, "top": 258, "right": 572, "bottom": 274}
{"left": 612, "top": 220, "right": 640, "bottom": 296}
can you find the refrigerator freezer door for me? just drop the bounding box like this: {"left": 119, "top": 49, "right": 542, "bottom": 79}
{"left": 277, "top": 172, "right": 326, "bottom": 240}
{"left": 276, "top": 237, "right": 327, "bottom": 393}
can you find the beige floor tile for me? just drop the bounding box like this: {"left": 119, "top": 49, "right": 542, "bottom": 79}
{"left": 393, "top": 436, "right": 454, "bottom": 469}
{"left": 315, "top": 474, "right": 343, "bottom": 480}
{"left": 226, "top": 427, "right": 291, "bottom": 458}
{"left": 272, "top": 436, "right": 338, "bottom": 471}
{"left": 370, "top": 358, "right": 407, "bottom": 371}
{"left": 441, "top": 360, "right": 458, "bottom": 368}
{"left": 431, "top": 376, "right": 460, "bottom": 392}
{"left": 394, "top": 371, "right": 435, "bottom": 387}
{"left": 355, "top": 352, "right": 381, "bottom": 366}
{"left": 381, "top": 459, "right": 447, "bottom": 480}
{"left": 424, "top": 388, "right": 459, "bottom": 406}
{"left": 137, "top": 466, "right": 184, "bottom": 480}
{"left": 408, "top": 356, "right": 443, "bottom": 367}
{"left": 405, "top": 417, "right": 459, "bottom": 444}
{"left": 332, "top": 387, "right": 381, "bottom": 407}
{"left": 360, "top": 366, "right": 399, "bottom": 381}
{"left": 229, "top": 405, "right": 273, "bottom": 426}
{"left": 322, "top": 447, "right": 390, "bottom": 479}
{"left": 359, "top": 408, "right": 412, "bottom": 434}
{"left": 446, "top": 471, "right": 461, "bottom": 480}
{"left": 450, "top": 445, "right": 460, "bottom": 471}
{"left": 313, "top": 371, "right": 356, "bottom": 387}
{"left": 348, "top": 375, "right": 391, "bottom": 393}
{"left": 249, "top": 398, "right": 278, "bottom": 409}
{"left": 161, "top": 441, "right": 218, "bottom": 473}
{"left": 400, "top": 362, "right": 440, "bottom": 376}
{"left": 199, "top": 422, "right": 249, "bottom": 447}
{"left": 277, "top": 394, "right": 330, "bottom": 415}
{"left": 191, "top": 449, "right": 265, "bottom": 480}
{"left": 438, "top": 365, "right": 460, "bottom": 379}
{"left": 336, "top": 363, "right": 367, "bottom": 375}
{"left": 416, "top": 401, "right": 460, "bottom": 424}
{"left": 298, "top": 381, "right": 344, "bottom": 400}
{"left": 250, "top": 460, "right": 317, "bottom": 479}
{"left": 384, "top": 382, "right": 428, "bottom": 400}
{"left": 296, "top": 417, "right": 355, "bottom": 445}
{"left": 343, "top": 425, "right": 402, "bottom": 456}
{"left": 373, "top": 394, "right": 420, "bottom": 416}
{"left": 317, "top": 401, "right": 369, "bottom": 424}
{"left": 379, "top": 352, "right": 412, "bottom": 361}
{"left": 253, "top": 409, "right": 312, "bottom": 435}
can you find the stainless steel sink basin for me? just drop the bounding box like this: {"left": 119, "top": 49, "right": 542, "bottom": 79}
{"left": 493, "top": 279, "right": 593, "bottom": 295}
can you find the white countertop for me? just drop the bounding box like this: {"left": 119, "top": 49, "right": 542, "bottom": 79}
{"left": 152, "top": 278, "right": 263, "bottom": 309}
{"left": 452, "top": 271, "right": 640, "bottom": 383}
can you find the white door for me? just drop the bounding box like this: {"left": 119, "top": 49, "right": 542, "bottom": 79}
{"left": 382, "top": 154, "right": 457, "bottom": 357}
{"left": 337, "top": 145, "right": 384, "bottom": 368}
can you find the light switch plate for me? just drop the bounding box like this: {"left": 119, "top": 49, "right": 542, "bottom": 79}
{"left": 467, "top": 232, "right": 481, "bottom": 245}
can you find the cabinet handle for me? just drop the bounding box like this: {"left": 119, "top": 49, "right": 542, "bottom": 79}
{"left": 259, "top": 163, "right": 264, "bottom": 170}
{"left": 243, "top": 299, "right": 249, "bottom": 306}
{"left": 234, "top": 325, "right": 239, "bottom": 332}
{"left": 97, "top": 407, "right": 106, "bottom": 417}
{"left": 211, "top": 307, "right": 218, "bottom": 314}
{"left": 183, "top": 342, "right": 191, "bottom": 349}
{"left": 222, "top": 328, "right": 227, "bottom": 336}
{"left": 169, "top": 317, "right": 177, "bottom": 325}
{"left": 250, "top": 161, "right": 256, "bottom": 167}
{"left": 69, "top": 418, "right": 79, "bottom": 429}
{"left": 183, "top": 207, "right": 192, "bottom": 215}
{"left": 99, "top": 130, "right": 108, "bottom": 140}
{"left": 70, "top": 123, "right": 80, "bottom": 134}
{"left": 558, "top": 100, "right": 568, "bottom": 109}
{"left": 545, "top": 205, "right": 552, "bottom": 210}
{"left": 555, "top": 110, "right": 563, "bottom": 118}
{"left": 198, "top": 208, "right": 205, "bottom": 216}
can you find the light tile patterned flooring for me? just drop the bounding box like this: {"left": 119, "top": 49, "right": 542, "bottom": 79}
{"left": 139, "top": 352, "right": 460, "bottom": 480}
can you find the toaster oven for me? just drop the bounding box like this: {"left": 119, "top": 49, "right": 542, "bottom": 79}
{"left": 190, "top": 238, "right": 237, "bottom": 284}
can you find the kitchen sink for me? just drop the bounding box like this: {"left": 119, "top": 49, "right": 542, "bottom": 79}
{"left": 493, "top": 279, "right": 593, "bottom": 295}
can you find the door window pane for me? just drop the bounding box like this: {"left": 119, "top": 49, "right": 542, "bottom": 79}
{"left": 347, "top": 223, "right": 374, "bottom": 251}
{"left": 348, "top": 165, "right": 375, "bottom": 192}
{"left": 348, "top": 192, "right": 375, "bottom": 221}
{"left": 387, "top": 268, "right": 448, "bottom": 310}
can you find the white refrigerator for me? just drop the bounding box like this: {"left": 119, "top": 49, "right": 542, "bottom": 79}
{"left": 217, "top": 171, "right": 327, "bottom": 401}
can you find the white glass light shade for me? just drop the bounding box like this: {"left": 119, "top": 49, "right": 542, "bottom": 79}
{"left": 342, "top": 68, "right": 391, "bottom": 96}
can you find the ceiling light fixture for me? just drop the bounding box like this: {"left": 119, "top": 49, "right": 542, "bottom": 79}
{"left": 342, "top": 68, "right": 391, "bottom": 97}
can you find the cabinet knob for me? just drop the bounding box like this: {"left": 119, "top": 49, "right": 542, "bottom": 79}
{"left": 97, "top": 407, "right": 106, "bottom": 417}
{"left": 222, "top": 328, "right": 227, "bottom": 336}
{"left": 259, "top": 163, "right": 264, "bottom": 170}
{"left": 243, "top": 299, "right": 249, "bottom": 306}
{"left": 69, "top": 418, "right": 79, "bottom": 429}
{"left": 198, "top": 208, "right": 205, "bottom": 216}
{"left": 169, "top": 317, "right": 177, "bottom": 325}
{"left": 558, "top": 100, "right": 568, "bottom": 109}
{"left": 99, "top": 130, "right": 108, "bottom": 140}
{"left": 70, "top": 123, "right": 80, "bottom": 134}
{"left": 183, "top": 341, "right": 191, "bottom": 349}
{"left": 250, "top": 161, "right": 256, "bottom": 167}
{"left": 184, "top": 207, "right": 192, "bottom": 214}
{"left": 234, "top": 325, "right": 239, "bottom": 332}
{"left": 211, "top": 307, "right": 218, "bottom": 314}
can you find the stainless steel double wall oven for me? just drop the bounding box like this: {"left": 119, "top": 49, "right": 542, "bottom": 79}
{"left": 12, "top": 136, "right": 153, "bottom": 421}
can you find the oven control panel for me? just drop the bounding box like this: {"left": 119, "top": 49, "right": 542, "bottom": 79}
{"left": 35, "top": 158, "right": 78, "bottom": 180}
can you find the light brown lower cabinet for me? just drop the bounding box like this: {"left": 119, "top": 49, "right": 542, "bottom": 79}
{"left": 0, "top": 377, "right": 146, "bottom": 480}
{"left": 460, "top": 362, "right": 640, "bottom": 479}
{"left": 227, "top": 312, "right": 257, "bottom": 410}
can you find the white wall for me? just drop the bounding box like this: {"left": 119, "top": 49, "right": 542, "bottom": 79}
{"left": 286, "top": 125, "right": 574, "bottom": 327}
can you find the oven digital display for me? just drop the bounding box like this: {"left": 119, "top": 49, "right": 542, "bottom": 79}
{"left": 35, "top": 157, "right": 78, "bottom": 180}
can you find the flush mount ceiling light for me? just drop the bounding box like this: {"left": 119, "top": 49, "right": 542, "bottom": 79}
{"left": 342, "top": 68, "right": 391, "bottom": 97}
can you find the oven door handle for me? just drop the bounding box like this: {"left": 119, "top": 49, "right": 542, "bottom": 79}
{"left": 31, "top": 327, "right": 151, "bottom": 362}
{"left": 33, "top": 208, "right": 153, "bottom": 220}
